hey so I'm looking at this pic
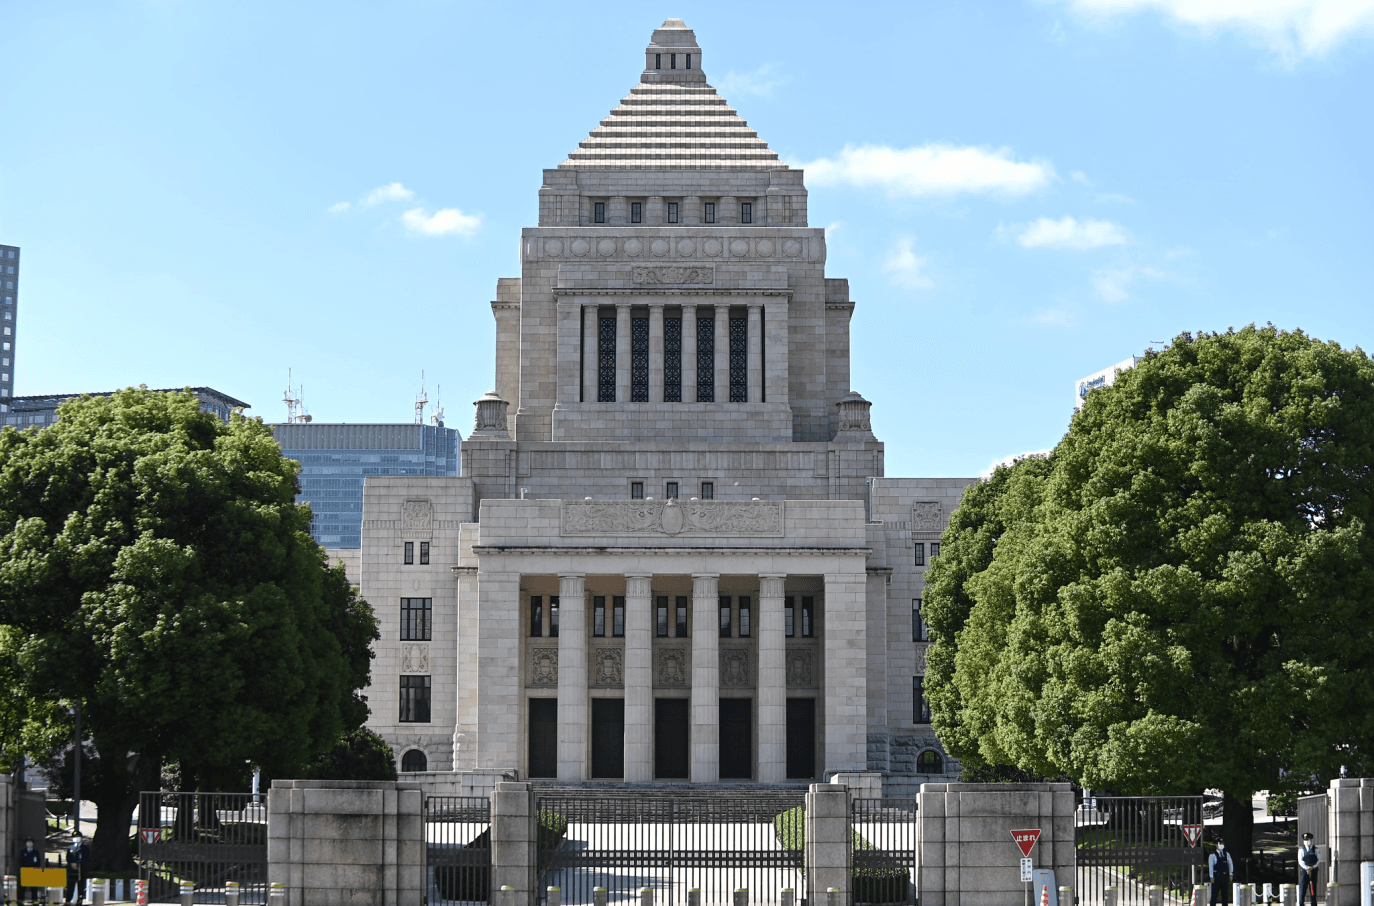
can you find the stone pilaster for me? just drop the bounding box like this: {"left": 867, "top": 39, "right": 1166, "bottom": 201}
{"left": 608, "top": 196, "right": 628, "bottom": 226}
{"left": 582, "top": 305, "right": 598, "bottom": 403}
{"left": 690, "top": 573, "right": 720, "bottom": 782}
{"left": 648, "top": 305, "right": 665, "bottom": 405}
{"left": 714, "top": 306, "right": 728, "bottom": 404}
{"left": 747, "top": 304, "right": 763, "bottom": 404}
{"left": 615, "top": 304, "right": 631, "bottom": 405}
{"left": 681, "top": 303, "right": 697, "bottom": 404}
{"left": 823, "top": 570, "right": 868, "bottom": 774}
{"left": 684, "top": 195, "right": 701, "bottom": 225}
{"left": 757, "top": 574, "right": 786, "bottom": 782}
{"left": 556, "top": 573, "right": 587, "bottom": 782}
{"left": 624, "top": 574, "right": 653, "bottom": 781}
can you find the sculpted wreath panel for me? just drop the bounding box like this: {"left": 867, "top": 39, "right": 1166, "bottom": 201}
{"left": 562, "top": 499, "right": 782, "bottom": 536}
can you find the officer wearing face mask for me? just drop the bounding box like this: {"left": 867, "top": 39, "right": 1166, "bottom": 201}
{"left": 1209, "top": 841, "right": 1235, "bottom": 905}
{"left": 1298, "top": 832, "right": 1320, "bottom": 906}
{"left": 19, "top": 837, "right": 41, "bottom": 903}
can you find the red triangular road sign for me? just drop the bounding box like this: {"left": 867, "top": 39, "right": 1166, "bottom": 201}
{"left": 1182, "top": 825, "right": 1203, "bottom": 847}
{"left": 140, "top": 828, "right": 161, "bottom": 844}
{"left": 1012, "top": 828, "right": 1042, "bottom": 857}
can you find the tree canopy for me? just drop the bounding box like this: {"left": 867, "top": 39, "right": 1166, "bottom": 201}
{"left": 924, "top": 327, "right": 1374, "bottom": 841}
{"left": 0, "top": 388, "right": 378, "bottom": 867}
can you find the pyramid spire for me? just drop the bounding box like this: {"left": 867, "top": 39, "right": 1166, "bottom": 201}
{"left": 558, "top": 19, "right": 785, "bottom": 171}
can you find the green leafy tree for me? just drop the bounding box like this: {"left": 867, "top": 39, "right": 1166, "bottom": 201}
{"left": 0, "top": 388, "right": 378, "bottom": 869}
{"left": 924, "top": 326, "right": 1374, "bottom": 856}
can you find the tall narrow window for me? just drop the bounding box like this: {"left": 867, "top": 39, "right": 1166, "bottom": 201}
{"left": 697, "top": 314, "right": 714, "bottom": 402}
{"left": 399, "top": 676, "right": 431, "bottom": 722}
{"left": 667, "top": 203, "right": 679, "bottom": 224}
{"left": 785, "top": 596, "right": 795, "bottom": 637}
{"left": 613, "top": 597, "right": 626, "bottom": 637}
{"left": 404, "top": 542, "right": 414, "bottom": 565}
{"left": 594, "top": 597, "right": 606, "bottom": 637}
{"left": 530, "top": 596, "right": 543, "bottom": 637}
{"left": 729, "top": 315, "right": 747, "bottom": 402}
{"left": 598, "top": 315, "right": 616, "bottom": 402}
{"left": 914, "top": 676, "right": 932, "bottom": 724}
{"left": 655, "top": 53, "right": 661, "bottom": 69}
{"left": 914, "top": 543, "right": 925, "bottom": 567}
{"left": 700, "top": 481, "right": 714, "bottom": 499}
{"left": 657, "top": 596, "right": 669, "bottom": 637}
{"left": 704, "top": 202, "right": 715, "bottom": 224}
{"left": 738, "top": 596, "right": 752, "bottom": 637}
{"left": 419, "top": 541, "right": 430, "bottom": 565}
{"left": 664, "top": 317, "right": 682, "bottom": 402}
{"left": 670, "top": 53, "right": 677, "bottom": 69}
{"left": 549, "top": 595, "right": 560, "bottom": 637}
{"left": 912, "top": 598, "right": 926, "bottom": 642}
{"left": 665, "top": 481, "right": 679, "bottom": 499}
{"left": 719, "top": 597, "right": 732, "bottom": 637}
{"left": 931, "top": 542, "right": 941, "bottom": 560}
{"left": 686, "top": 53, "right": 693, "bottom": 69}
{"left": 675, "top": 596, "right": 688, "bottom": 636}
{"left": 801, "top": 596, "right": 815, "bottom": 638}
{"left": 594, "top": 202, "right": 606, "bottom": 223}
{"left": 741, "top": 202, "right": 752, "bottom": 224}
{"left": 631, "top": 202, "right": 642, "bottom": 224}
{"left": 631, "top": 482, "right": 644, "bottom": 499}
{"left": 631, "top": 315, "right": 649, "bottom": 402}
{"left": 401, "top": 598, "right": 432, "bottom": 641}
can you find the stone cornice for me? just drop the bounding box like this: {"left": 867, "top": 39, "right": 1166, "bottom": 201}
{"left": 470, "top": 545, "right": 871, "bottom": 557}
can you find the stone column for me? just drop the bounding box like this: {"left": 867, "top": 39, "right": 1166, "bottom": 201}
{"left": 583, "top": 305, "right": 599, "bottom": 403}
{"left": 609, "top": 196, "right": 628, "bottom": 226}
{"left": 615, "top": 303, "right": 631, "bottom": 405}
{"left": 747, "top": 304, "right": 763, "bottom": 403}
{"left": 683, "top": 195, "right": 701, "bottom": 225}
{"left": 556, "top": 573, "right": 587, "bottom": 782}
{"left": 681, "top": 303, "right": 697, "bottom": 405}
{"left": 646, "top": 196, "right": 664, "bottom": 224}
{"left": 624, "top": 574, "right": 654, "bottom": 781}
{"left": 757, "top": 575, "right": 786, "bottom": 782}
{"left": 690, "top": 573, "right": 720, "bottom": 782}
{"left": 714, "top": 306, "right": 729, "bottom": 403}
{"left": 720, "top": 196, "right": 737, "bottom": 225}
{"left": 557, "top": 300, "right": 580, "bottom": 406}
{"left": 648, "top": 305, "right": 665, "bottom": 405}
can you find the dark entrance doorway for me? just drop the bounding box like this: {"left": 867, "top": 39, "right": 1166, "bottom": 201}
{"left": 529, "top": 698, "right": 557, "bottom": 778}
{"left": 654, "top": 698, "right": 689, "bottom": 778}
{"left": 786, "top": 698, "right": 816, "bottom": 779}
{"left": 719, "top": 699, "right": 753, "bottom": 779}
{"left": 591, "top": 698, "right": 625, "bottom": 779}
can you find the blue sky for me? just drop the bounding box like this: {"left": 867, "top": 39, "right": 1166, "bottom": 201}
{"left": 3, "top": 1, "right": 1371, "bottom": 477}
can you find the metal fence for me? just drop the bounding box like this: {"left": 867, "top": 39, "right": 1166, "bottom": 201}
{"left": 427, "top": 795, "right": 493, "bottom": 904}
{"left": 1075, "top": 795, "right": 1204, "bottom": 906}
{"left": 137, "top": 791, "right": 268, "bottom": 903}
{"left": 851, "top": 799, "right": 917, "bottom": 906}
{"left": 535, "top": 791, "right": 808, "bottom": 906}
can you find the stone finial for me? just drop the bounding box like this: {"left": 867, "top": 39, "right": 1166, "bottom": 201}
{"left": 835, "top": 391, "right": 876, "bottom": 440}
{"left": 472, "top": 391, "right": 510, "bottom": 439}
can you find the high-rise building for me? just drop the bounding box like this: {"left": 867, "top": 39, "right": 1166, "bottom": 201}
{"left": 0, "top": 244, "right": 19, "bottom": 408}
{"left": 272, "top": 423, "right": 461, "bottom": 550}
{"left": 1075, "top": 356, "right": 1140, "bottom": 410}
{"left": 2, "top": 386, "right": 248, "bottom": 429}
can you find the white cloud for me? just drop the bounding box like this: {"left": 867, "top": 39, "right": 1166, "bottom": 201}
{"left": 881, "top": 237, "right": 935, "bottom": 290}
{"left": 797, "top": 143, "right": 1056, "bottom": 199}
{"left": 362, "top": 182, "right": 416, "bottom": 207}
{"left": 402, "top": 207, "right": 482, "bottom": 238}
{"left": 1026, "top": 306, "right": 1078, "bottom": 327}
{"left": 1010, "top": 215, "right": 1130, "bottom": 250}
{"left": 1091, "top": 264, "right": 1171, "bottom": 301}
{"left": 981, "top": 449, "right": 1053, "bottom": 479}
{"left": 1059, "top": 0, "right": 1374, "bottom": 60}
{"left": 327, "top": 201, "right": 352, "bottom": 214}
{"left": 716, "top": 62, "right": 791, "bottom": 98}
{"left": 1072, "top": 170, "right": 1092, "bottom": 184}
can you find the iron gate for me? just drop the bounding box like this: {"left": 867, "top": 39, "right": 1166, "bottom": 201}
{"left": 136, "top": 791, "right": 268, "bottom": 903}
{"left": 536, "top": 791, "right": 807, "bottom": 906}
{"left": 1075, "top": 795, "right": 1204, "bottom": 906}
{"left": 427, "top": 795, "right": 493, "bottom": 904}
{"left": 851, "top": 799, "right": 917, "bottom": 906}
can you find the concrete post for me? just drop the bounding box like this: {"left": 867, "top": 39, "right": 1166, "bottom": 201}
{"left": 1331, "top": 883, "right": 1342, "bottom": 905}
{"left": 690, "top": 573, "right": 720, "bottom": 782}
{"left": 827, "top": 889, "right": 841, "bottom": 906}
{"left": 1105, "top": 887, "right": 1118, "bottom": 906}
{"left": 756, "top": 574, "right": 786, "bottom": 782}
{"left": 806, "top": 783, "right": 851, "bottom": 904}
{"left": 492, "top": 782, "right": 537, "bottom": 906}
{"left": 1200, "top": 885, "right": 1214, "bottom": 906}
{"left": 556, "top": 573, "right": 588, "bottom": 782}
{"left": 1331, "top": 779, "right": 1374, "bottom": 906}
{"left": 625, "top": 574, "right": 654, "bottom": 781}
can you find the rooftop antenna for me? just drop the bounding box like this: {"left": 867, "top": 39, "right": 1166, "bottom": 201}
{"left": 282, "top": 369, "right": 312, "bottom": 423}
{"left": 415, "top": 370, "right": 428, "bottom": 425}
{"left": 431, "top": 384, "right": 445, "bottom": 428}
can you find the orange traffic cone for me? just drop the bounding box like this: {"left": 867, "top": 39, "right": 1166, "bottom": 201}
{"left": 1041, "top": 885, "right": 1050, "bottom": 906}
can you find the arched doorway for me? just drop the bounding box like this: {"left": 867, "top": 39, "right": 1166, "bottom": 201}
{"left": 401, "top": 749, "right": 427, "bottom": 773}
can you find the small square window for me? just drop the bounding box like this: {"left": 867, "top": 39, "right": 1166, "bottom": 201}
{"left": 741, "top": 203, "right": 752, "bottom": 224}
{"left": 419, "top": 541, "right": 430, "bottom": 565}
{"left": 613, "top": 596, "right": 625, "bottom": 637}
{"left": 665, "top": 481, "right": 679, "bottom": 499}
{"left": 704, "top": 202, "right": 715, "bottom": 224}
{"left": 404, "top": 542, "right": 414, "bottom": 565}
{"left": 657, "top": 596, "right": 669, "bottom": 637}
{"left": 631, "top": 202, "right": 642, "bottom": 224}
{"left": 549, "top": 595, "right": 560, "bottom": 637}
{"left": 531, "top": 596, "right": 544, "bottom": 637}
{"left": 593, "top": 596, "right": 606, "bottom": 637}
{"left": 631, "top": 481, "right": 644, "bottom": 499}
{"left": 914, "top": 543, "right": 925, "bottom": 567}
{"left": 701, "top": 481, "right": 714, "bottom": 499}
{"left": 719, "top": 597, "right": 732, "bottom": 637}
{"left": 594, "top": 202, "right": 605, "bottom": 224}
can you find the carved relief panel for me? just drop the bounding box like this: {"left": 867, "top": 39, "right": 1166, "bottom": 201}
{"left": 401, "top": 499, "right": 433, "bottom": 540}
{"left": 655, "top": 648, "right": 688, "bottom": 687}
{"left": 720, "top": 646, "right": 753, "bottom": 688}
{"left": 589, "top": 646, "right": 625, "bottom": 687}
{"left": 785, "top": 648, "right": 816, "bottom": 688}
{"left": 530, "top": 648, "right": 558, "bottom": 686}
{"left": 400, "top": 645, "right": 430, "bottom": 674}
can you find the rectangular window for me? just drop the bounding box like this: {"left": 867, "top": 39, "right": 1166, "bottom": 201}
{"left": 701, "top": 481, "right": 714, "bottom": 499}
{"left": 655, "top": 53, "right": 661, "bottom": 69}
{"left": 675, "top": 596, "right": 688, "bottom": 637}
{"left": 531, "top": 596, "right": 544, "bottom": 637}
{"left": 631, "top": 202, "right": 642, "bottom": 223}
{"left": 914, "top": 542, "right": 925, "bottom": 567}
{"left": 738, "top": 596, "right": 751, "bottom": 637}
{"left": 419, "top": 541, "right": 430, "bottom": 565}
{"left": 785, "top": 596, "right": 795, "bottom": 637}
{"left": 631, "top": 315, "right": 649, "bottom": 401}
{"left": 719, "top": 597, "right": 732, "bottom": 637}
{"left": 404, "top": 542, "right": 414, "bottom": 565}
{"left": 657, "top": 596, "right": 669, "bottom": 637}
{"left": 594, "top": 202, "right": 605, "bottom": 223}
{"left": 613, "top": 596, "right": 626, "bottom": 637}
{"left": 401, "top": 598, "right": 432, "bottom": 641}
{"left": 704, "top": 202, "right": 715, "bottom": 224}
{"left": 686, "top": 53, "right": 693, "bottom": 69}
{"left": 549, "top": 595, "right": 560, "bottom": 637}
{"left": 696, "top": 314, "right": 714, "bottom": 402}
{"left": 801, "top": 596, "right": 814, "bottom": 638}
{"left": 670, "top": 53, "right": 677, "bottom": 70}
{"left": 914, "top": 676, "right": 932, "bottom": 724}
{"left": 399, "top": 675, "right": 431, "bottom": 723}
{"left": 594, "top": 596, "right": 606, "bottom": 637}
{"left": 931, "top": 542, "right": 941, "bottom": 560}
{"left": 664, "top": 317, "right": 682, "bottom": 402}
{"left": 913, "top": 598, "right": 926, "bottom": 642}
{"left": 741, "top": 202, "right": 752, "bottom": 224}
{"left": 631, "top": 481, "right": 644, "bottom": 499}
{"left": 667, "top": 203, "right": 679, "bottom": 224}
{"left": 599, "top": 315, "right": 616, "bottom": 402}
{"left": 729, "top": 315, "right": 747, "bottom": 402}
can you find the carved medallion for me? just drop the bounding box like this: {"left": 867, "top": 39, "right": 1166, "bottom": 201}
{"left": 756, "top": 238, "right": 775, "bottom": 257}
{"left": 591, "top": 646, "right": 624, "bottom": 686}
{"left": 730, "top": 239, "right": 749, "bottom": 257}
{"left": 570, "top": 239, "right": 590, "bottom": 257}
{"left": 676, "top": 238, "right": 696, "bottom": 257}
{"left": 624, "top": 238, "right": 643, "bottom": 257}
{"left": 656, "top": 648, "right": 687, "bottom": 686}
{"left": 661, "top": 499, "right": 685, "bottom": 535}
{"left": 597, "top": 238, "right": 616, "bottom": 257}
{"left": 650, "top": 239, "right": 670, "bottom": 257}
{"left": 401, "top": 644, "right": 430, "bottom": 673}
{"left": 785, "top": 649, "right": 814, "bottom": 687}
{"left": 543, "top": 238, "right": 563, "bottom": 257}
{"left": 783, "top": 239, "right": 802, "bottom": 258}
{"left": 912, "top": 502, "right": 944, "bottom": 531}
{"left": 530, "top": 648, "right": 558, "bottom": 686}
{"left": 402, "top": 499, "right": 432, "bottom": 532}
{"left": 721, "top": 647, "right": 752, "bottom": 687}
{"left": 703, "top": 238, "right": 723, "bottom": 257}
{"left": 632, "top": 266, "right": 714, "bottom": 286}
{"left": 561, "top": 499, "right": 783, "bottom": 536}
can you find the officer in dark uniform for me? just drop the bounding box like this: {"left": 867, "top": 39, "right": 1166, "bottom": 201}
{"left": 19, "top": 837, "right": 41, "bottom": 904}
{"left": 1209, "top": 841, "right": 1235, "bottom": 905}
{"left": 64, "top": 831, "right": 90, "bottom": 906}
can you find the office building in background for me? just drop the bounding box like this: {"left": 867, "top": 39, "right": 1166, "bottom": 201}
{"left": 2, "top": 386, "right": 248, "bottom": 429}
{"left": 1, "top": 244, "right": 19, "bottom": 408}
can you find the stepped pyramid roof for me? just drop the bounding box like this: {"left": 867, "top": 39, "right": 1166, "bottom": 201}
{"left": 559, "top": 19, "right": 786, "bottom": 171}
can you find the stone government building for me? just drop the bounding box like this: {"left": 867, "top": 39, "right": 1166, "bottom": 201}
{"left": 355, "top": 19, "right": 975, "bottom": 795}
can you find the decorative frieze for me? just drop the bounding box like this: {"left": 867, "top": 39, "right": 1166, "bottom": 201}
{"left": 530, "top": 648, "right": 558, "bottom": 686}
{"left": 912, "top": 501, "right": 944, "bottom": 531}
{"left": 720, "top": 646, "right": 753, "bottom": 687}
{"left": 785, "top": 648, "right": 815, "bottom": 687}
{"left": 589, "top": 646, "right": 624, "bottom": 687}
{"left": 633, "top": 266, "right": 714, "bottom": 285}
{"left": 655, "top": 647, "right": 688, "bottom": 686}
{"left": 561, "top": 499, "right": 783, "bottom": 537}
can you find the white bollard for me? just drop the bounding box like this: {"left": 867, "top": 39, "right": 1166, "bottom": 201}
{"left": 92, "top": 877, "right": 108, "bottom": 906}
{"left": 226, "top": 879, "right": 241, "bottom": 906}
{"left": 3, "top": 876, "right": 15, "bottom": 903}
{"left": 595, "top": 888, "right": 610, "bottom": 906}
{"left": 1061, "top": 888, "right": 1075, "bottom": 906}
{"left": 268, "top": 881, "right": 285, "bottom": 905}
{"left": 781, "top": 888, "right": 795, "bottom": 906}
{"left": 1105, "top": 887, "right": 1119, "bottom": 906}
{"left": 1150, "top": 885, "right": 1164, "bottom": 906}
{"left": 641, "top": 887, "right": 655, "bottom": 906}
{"left": 547, "top": 887, "right": 562, "bottom": 906}
{"left": 686, "top": 891, "right": 699, "bottom": 906}
{"left": 181, "top": 879, "right": 195, "bottom": 906}
{"left": 734, "top": 890, "right": 749, "bottom": 906}
{"left": 828, "top": 887, "right": 842, "bottom": 906}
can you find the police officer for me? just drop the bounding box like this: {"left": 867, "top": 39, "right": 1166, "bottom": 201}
{"left": 64, "top": 831, "right": 90, "bottom": 906}
{"left": 1298, "top": 832, "right": 1320, "bottom": 906}
{"left": 19, "top": 837, "right": 41, "bottom": 904}
{"left": 1209, "top": 841, "right": 1235, "bottom": 905}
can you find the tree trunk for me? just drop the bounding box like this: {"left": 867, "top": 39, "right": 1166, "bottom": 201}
{"left": 1222, "top": 789, "right": 1255, "bottom": 864}
{"left": 90, "top": 747, "right": 160, "bottom": 872}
